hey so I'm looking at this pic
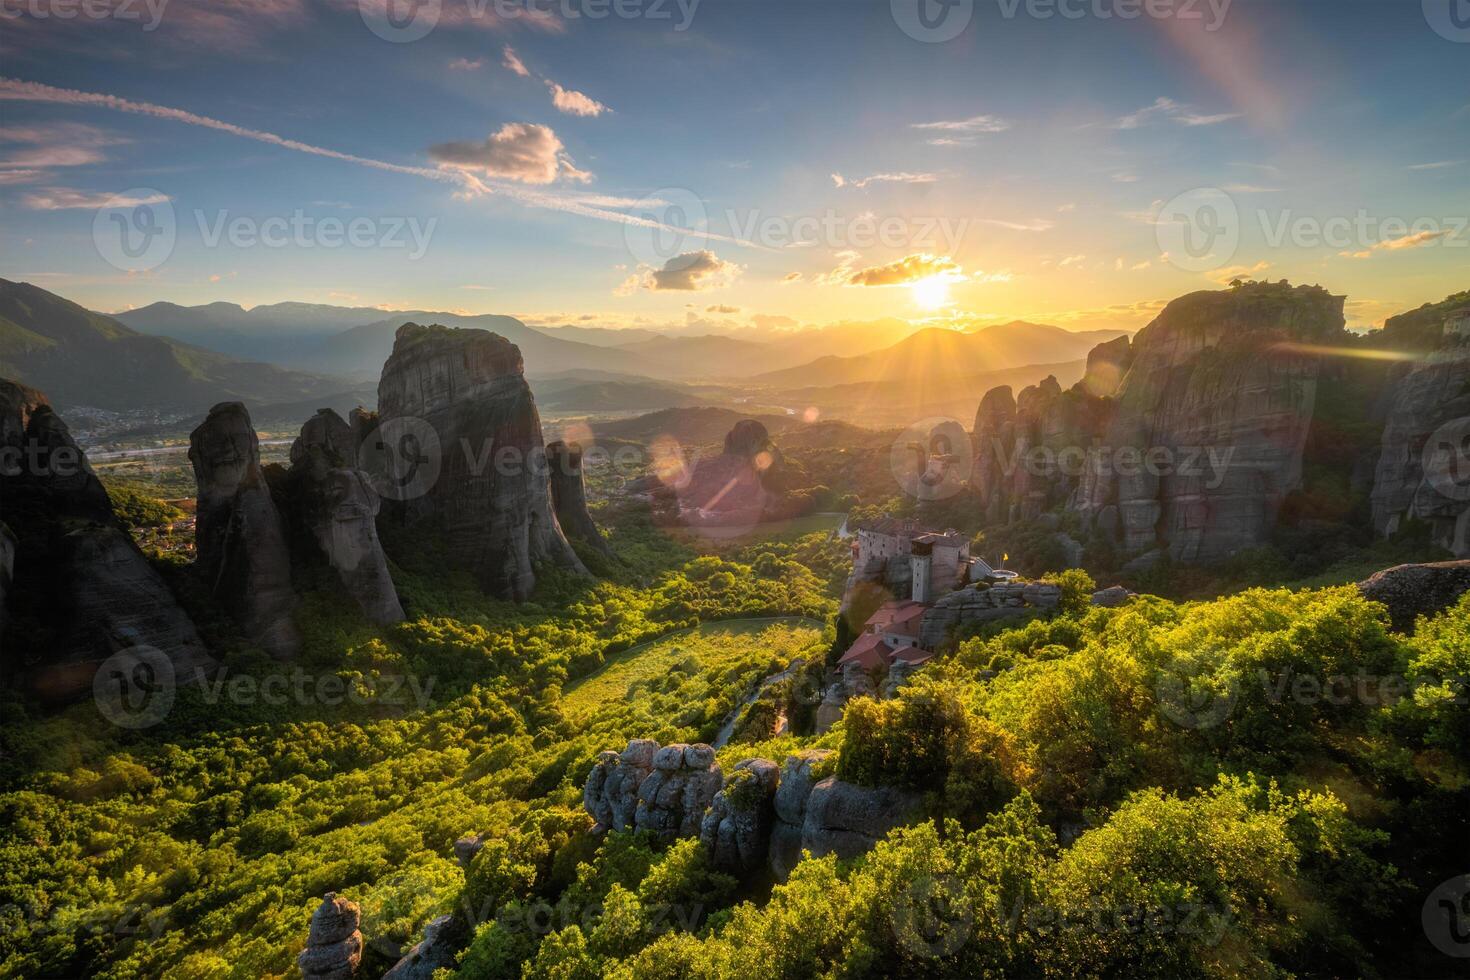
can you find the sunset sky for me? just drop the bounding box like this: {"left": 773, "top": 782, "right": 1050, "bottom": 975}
{"left": 1, "top": 0, "right": 1466, "bottom": 335}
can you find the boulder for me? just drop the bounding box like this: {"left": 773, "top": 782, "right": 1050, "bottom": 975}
{"left": 190, "top": 401, "right": 299, "bottom": 658}
{"left": 373, "top": 324, "right": 586, "bottom": 599}
{"left": 800, "top": 777, "right": 924, "bottom": 863}
{"left": 453, "top": 834, "right": 486, "bottom": 870}
{"left": 1090, "top": 585, "right": 1134, "bottom": 608}
{"left": 583, "top": 738, "right": 720, "bottom": 841}
{"left": 287, "top": 409, "right": 404, "bottom": 625}
{"left": 1356, "top": 561, "right": 1470, "bottom": 633}
{"left": 299, "top": 893, "right": 362, "bottom": 980}
{"left": 0, "top": 380, "right": 213, "bottom": 702}
{"left": 700, "top": 758, "right": 780, "bottom": 875}
{"left": 768, "top": 750, "right": 832, "bottom": 880}
{"left": 382, "top": 915, "right": 462, "bottom": 980}
{"left": 545, "top": 441, "right": 611, "bottom": 557}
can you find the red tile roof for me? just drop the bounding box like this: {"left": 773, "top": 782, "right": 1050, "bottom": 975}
{"left": 865, "top": 600, "right": 927, "bottom": 634}
{"left": 838, "top": 633, "right": 893, "bottom": 670}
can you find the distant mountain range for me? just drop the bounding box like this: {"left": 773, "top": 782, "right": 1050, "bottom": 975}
{"left": 0, "top": 280, "right": 354, "bottom": 413}
{"left": 749, "top": 322, "right": 1130, "bottom": 387}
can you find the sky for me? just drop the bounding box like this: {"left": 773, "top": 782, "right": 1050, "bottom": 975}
{"left": 1, "top": 0, "right": 1467, "bottom": 335}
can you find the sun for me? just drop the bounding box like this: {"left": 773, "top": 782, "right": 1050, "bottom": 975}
{"left": 911, "top": 276, "right": 950, "bottom": 310}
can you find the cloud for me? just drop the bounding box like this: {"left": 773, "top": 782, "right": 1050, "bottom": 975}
{"left": 831, "top": 252, "right": 963, "bottom": 287}
{"left": 1406, "top": 160, "right": 1463, "bottom": 171}
{"left": 977, "top": 217, "right": 1054, "bottom": 232}
{"left": 781, "top": 271, "right": 803, "bottom": 284}
{"left": 449, "top": 57, "right": 485, "bottom": 71}
{"left": 927, "top": 138, "right": 975, "bottom": 147}
{"left": 831, "top": 171, "right": 938, "bottom": 189}
{"left": 1221, "top": 183, "right": 1280, "bottom": 193}
{"left": 619, "top": 251, "right": 742, "bottom": 293}
{"left": 1208, "top": 261, "right": 1271, "bottom": 284}
{"left": 911, "top": 114, "right": 1010, "bottom": 134}
{"left": 502, "top": 45, "right": 531, "bottom": 76}
{"left": 0, "top": 169, "right": 44, "bottom": 184}
{"left": 1112, "top": 172, "right": 1139, "bottom": 183}
{"left": 0, "top": 122, "right": 126, "bottom": 170}
{"left": 429, "top": 122, "right": 590, "bottom": 184}
{"left": 22, "top": 187, "right": 169, "bottom": 210}
{"left": 0, "top": 77, "right": 760, "bottom": 244}
{"left": 1058, "top": 254, "right": 1086, "bottom": 268}
{"left": 706, "top": 304, "right": 740, "bottom": 314}
{"left": 1114, "top": 96, "right": 1239, "bottom": 129}
{"left": 1340, "top": 230, "right": 1452, "bottom": 258}
{"left": 1131, "top": 259, "right": 1152, "bottom": 271}
{"left": 546, "top": 81, "right": 609, "bottom": 117}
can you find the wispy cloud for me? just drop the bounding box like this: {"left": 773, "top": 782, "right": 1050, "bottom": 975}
{"left": 1208, "top": 261, "right": 1271, "bottom": 284}
{"left": 977, "top": 218, "right": 1054, "bottom": 232}
{"left": 1115, "top": 96, "right": 1240, "bottom": 130}
{"left": 1406, "top": 160, "right": 1463, "bottom": 171}
{"left": 1340, "top": 229, "right": 1452, "bottom": 258}
{"left": 0, "top": 77, "right": 757, "bottom": 247}
{"left": 502, "top": 45, "right": 531, "bottom": 77}
{"left": 1222, "top": 183, "right": 1280, "bottom": 193}
{"left": 23, "top": 187, "right": 169, "bottom": 210}
{"left": 430, "top": 122, "right": 591, "bottom": 184}
{"left": 831, "top": 171, "right": 938, "bottom": 189}
{"left": 824, "top": 252, "right": 964, "bottom": 287}
{"left": 911, "top": 114, "right": 1010, "bottom": 134}
{"left": 449, "top": 57, "right": 485, "bottom": 71}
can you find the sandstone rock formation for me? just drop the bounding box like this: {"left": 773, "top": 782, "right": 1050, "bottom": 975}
{"left": 672, "top": 419, "right": 791, "bottom": 527}
{"left": 815, "top": 661, "right": 877, "bottom": 734}
{"left": 1357, "top": 560, "right": 1470, "bottom": 632}
{"left": 545, "top": 440, "right": 611, "bottom": 557}
{"left": 972, "top": 283, "right": 1350, "bottom": 566}
{"left": 0, "top": 523, "right": 14, "bottom": 640}
{"left": 583, "top": 739, "right": 722, "bottom": 842}
{"left": 700, "top": 757, "right": 780, "bottom": 874}
{"left": 1369, "top": 299, "right": 1470, "bottom": 558}
{"left": 453, "top": 833, "right": 486, "bottom": 870}
{"left": 0, "top": 379, "right": 213, "bottom": 701}
{"left": 769, "top": 749, "right": 832, "bottom": 880}
{"left": 374, "top": 324, "right": 585, "bottom": 599}
{"left": 382, "top": 914, "right": 462, "bottom": 980}
{"left": 287, "top": 408, "right": 404, "bottom": 624}
{"left": 917, "top": 580, "right": 1061, "bottom": 648}
{"left": 190, "top": 402, "right": 299, "bottom": 658}
{"left": 1090, "top": 585, "right": 1134, "bottom": 608}
{"left": 299, "top": 893, "right": 362, "bottom": 980}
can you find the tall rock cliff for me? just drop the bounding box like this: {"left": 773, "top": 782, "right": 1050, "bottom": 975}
{"left": 374, "top": 323, "right": 585, "bottom": 599}
{"left": 190, "top": 402, "right": 300, "bottom": 658}
{"left": 0, "top": 378, "right": 213, "bottom": 700}
{"left": 545, "top": 440, "right": 612, "bottom": 557}
{"left": 1369, "top": 294, "right": 1470, "bottom": 558}
{"left": 287, "top": 409, "right": 405, "bottom": 624}
{"left": 972, "top": 283, "right": 1347, "bottom": 564}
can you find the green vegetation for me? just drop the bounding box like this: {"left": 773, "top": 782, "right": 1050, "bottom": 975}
{"left": 1, "top": 505, "right": 1465, "bottom": 978}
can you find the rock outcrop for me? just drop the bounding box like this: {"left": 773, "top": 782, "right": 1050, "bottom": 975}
{"left": 287, "top": 409, "right": 404, "bottom": 624}
{"left": 382, "top": 915, "right": 462, "bottom": 980}
{"left": 298, "top": 893, "right": 362, "bottom": 980}
{"left": 1090, "top": 585, "right": 1135, "bottom": 608}
{"left": 917, "top": 580, "right": 1061, "bottom": 648}
{"left": 815, "top": 661, "right": 877, "bottom": 734}
{"left": 582, "top": 739, "right": 722, "bottom": 842}
{"left": 374, "top": 324, "right": 585, "bottom": 600}
{"left": 545, "top": 440, "right": 611, "bottom": 557}
{"left": 672, "top": 419, "right": 791, "bottom": 527}
{"left": 766, "top": 750, "right": 922, "bottom": 881}
{"left": 768, "top": 750, "right": 832, "bottom": 880}
{"left": 1357, "top": 560, "right": 1470, "bottom": 632}
{"left": 190, "top": 402, "right": 299, "bottom": 658}
{"left": 1369, "top": 298, "right": 1470, "bottom": 558}
{"left": 0, "top": 523, "right": 14, "bottom": 640}
{"left": 0, "top": 379, "right": 212, "bottom": 701}
{"left": 700, "top": 758, "right": 780, "bottom": 874}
